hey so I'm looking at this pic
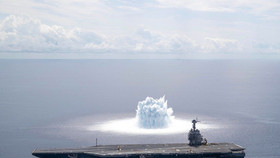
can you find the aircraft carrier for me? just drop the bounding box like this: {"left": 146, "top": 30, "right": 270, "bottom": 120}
{"left": 32, "top": 120, "right": 245, "bottom": 158}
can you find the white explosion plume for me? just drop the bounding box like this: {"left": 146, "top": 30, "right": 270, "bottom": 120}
{"left": 136, "top": 96, "right": 174, "bottom": 129}
{"left": 88, "top": 96, "right": 213, "bottom": 135}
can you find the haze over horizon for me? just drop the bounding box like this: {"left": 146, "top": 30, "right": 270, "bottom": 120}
{"left": 0, "top": 0, "right": 280, "bottom": 59}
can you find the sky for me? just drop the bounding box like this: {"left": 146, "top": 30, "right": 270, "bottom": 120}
{"left": 0, "top": 0, "right": 280, "bottom": 59}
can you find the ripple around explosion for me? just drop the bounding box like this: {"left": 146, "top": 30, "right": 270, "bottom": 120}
{"left": 136, "top": 96, "right": 174, "bottom": 129}
{"left": 88, "top": 96, "right": 213, "bottom": 135}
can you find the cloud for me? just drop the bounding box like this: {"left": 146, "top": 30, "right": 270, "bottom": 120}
{"left": 252, "top": 41, "right": 280, "bottom": 54}
{"left": 155, "top": 0, "right": 280, "bottom": 19}
{"left": 0, "top": 0, "right": 147, "bottom": 30}
{"left": 0, "top": 0, "right": 112, "bottom": 22}
{"left": 1, "top": 15, "right": 196, "bottom": 53}
{"left": 105, "top": 28, "right": 198, "bottom": 53}
{"left": 0, "top": 15, "right": 279, "bottom": 57}
{"left": 0, "top": 15, "right": 105, "bottom": 52}
{"left": 201, "top": 37, "right": 241, "bottom": 53}
{"left": 156, "top": 0, "right": 234, "bottom": 12}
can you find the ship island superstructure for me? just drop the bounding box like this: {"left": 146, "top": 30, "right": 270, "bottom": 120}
{"left": 32, "top": 119, "right": 245, "bottom": 158}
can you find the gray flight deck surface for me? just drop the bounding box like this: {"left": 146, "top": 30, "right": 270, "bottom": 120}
{"left": 32, "top": 143, "right": 245, "bottom": 158}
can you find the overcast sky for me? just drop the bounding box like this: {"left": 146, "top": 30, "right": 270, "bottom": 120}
{"left": 0, "top": 0, "right": 280, "bottom": 59}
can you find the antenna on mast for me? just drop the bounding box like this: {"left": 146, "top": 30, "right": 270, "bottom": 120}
{"left": 96, "top": 138, "right": 98, "bottom": 147}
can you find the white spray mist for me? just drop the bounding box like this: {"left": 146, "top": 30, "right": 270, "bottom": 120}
{"left": 136, "top": 96, "right": 174, "bottom": 129}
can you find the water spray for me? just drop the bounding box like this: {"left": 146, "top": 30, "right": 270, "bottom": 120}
{"left": 136, "top": 96, "right": 174, "bottom": 129}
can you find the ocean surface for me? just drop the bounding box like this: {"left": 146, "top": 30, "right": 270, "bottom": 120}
{"left": 0, "top": 59, "right": 279, "bottom": 158}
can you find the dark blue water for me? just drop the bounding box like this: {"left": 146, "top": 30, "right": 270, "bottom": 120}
{"left": 0, "top": 59, "right": 279, "bottom": 158}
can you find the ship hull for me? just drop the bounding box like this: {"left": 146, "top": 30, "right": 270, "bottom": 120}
{"left": 32, "top": 143, "right": 245, "bottom": 158}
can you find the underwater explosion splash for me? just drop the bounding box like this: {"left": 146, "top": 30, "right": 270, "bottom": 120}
{"left": 88, "top": 96, "right": 211, "bottom": 135}
{"left": 136, "top": 96, "right": 174, "bottom": 129}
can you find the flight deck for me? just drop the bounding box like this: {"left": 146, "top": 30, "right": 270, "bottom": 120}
{"left": 32, "top": 143, "right": 245, "bottom": 158}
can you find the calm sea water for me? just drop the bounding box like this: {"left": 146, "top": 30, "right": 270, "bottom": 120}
{"left": 0, "top": 59, "right": 279, "bottom": 158}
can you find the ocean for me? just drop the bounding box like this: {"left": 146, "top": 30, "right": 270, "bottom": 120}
{"left": 0, "top": 59, "right": 279, "bottom": 158}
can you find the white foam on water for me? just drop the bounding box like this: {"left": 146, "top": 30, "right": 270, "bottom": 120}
{"left": 88, "top": 117, "right": 211, "bottom": 135}
{"left": 87, "top": 96, "right": 214, "bottom": 135}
